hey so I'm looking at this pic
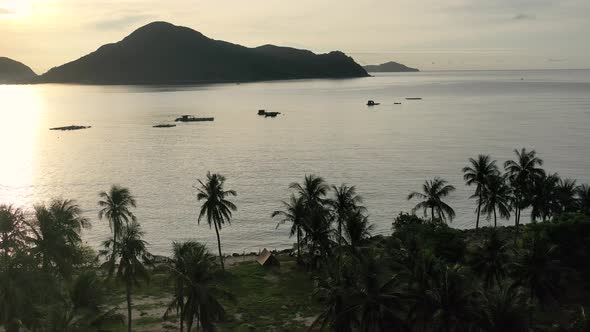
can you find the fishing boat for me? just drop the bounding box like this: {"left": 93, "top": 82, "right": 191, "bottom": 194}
{"left": 175, "top": 115, "right": 214, "bottom": 122}
{"left": 153, "top": 124, "right": 176, "bottom": 128}
{"left": 367, "top": 100, "right": 380, "bottom": 106}
{"left": 264, "top": 112, "right": 281, "bottom": 117}
{"left": 405, "top": 97, "right": 422, "bottom": 100}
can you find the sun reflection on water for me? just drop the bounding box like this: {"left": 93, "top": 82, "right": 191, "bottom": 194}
{"left": 0, "top": 85, "right": 43, "bottom": 207}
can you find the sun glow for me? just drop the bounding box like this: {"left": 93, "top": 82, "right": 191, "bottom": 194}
{"left": 0, "top": 0, "right": 32, "bottom": 18}
{"left": 0, "top": 85, "right": 43, "bottom": 207}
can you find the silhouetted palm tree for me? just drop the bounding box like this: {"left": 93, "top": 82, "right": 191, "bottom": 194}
{"left": 272, "top": 194, "right": 306, "bottom": 259}
{"left": 530, "top": 173, "right": 560, "bottom": 222}
{"left": 480, "top": 175, "right": 512, "bottom": 228}
{"left": 28, "top": 199, "right": 90, "bottom": 278}
{"left": 425, "top": 264, "right": 476, "bottom": 332}
{"left": 289, "top": 174, "right": 329, "bottom": 210}
{"left": 196, "top": 172, "right": 237, "bottom": 271}
{"left": 475, "top": 284, "right": 530, "bottom": 332}
{"left": 164, "top": 241, "right": 225, "bottom": 332}
{"left": 100, "top": 221, "right": 151, "bottom": 332}
{"left": 98, "top": 185, "right": 137, "bottom": 272}
{"left": 504, "top": 148, "right": 545, "bottom": 227}
{"left": 556, "top": 178, "right": 577, "bottom": 214}
{"left": 469, "top": 230, "right": 510, "bottom": 288}
{"left": 407, "top": 177, "right": 456, "bottom": 223}
{"left": 575, "top": 184, "right": 590, "bottom": 215}
{"left": 463, "top": 155, "right": 500, "bottom": 229}
{"left": 328, "top": 184, "right": 365, "bottom": 246}
{"left": 512, "top": 233, "right": 562, "bottom": 307}
{"left": 0, "top": 205, "right": 26, "bottom": 260}
{"left": 342, "top": 210, "right": 374, "bottom": 254}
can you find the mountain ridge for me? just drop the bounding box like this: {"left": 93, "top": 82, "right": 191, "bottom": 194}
{"left": 37, "top": 21, "right": 368, "bottom": 85}
{"left": 363, "top": 61, "right": 419, "bottom": 72}
{"left": 0, "top": 57, "right": 37, "bottom": 83}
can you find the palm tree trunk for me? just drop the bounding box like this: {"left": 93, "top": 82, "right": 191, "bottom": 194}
{"left": 493, "top": 207, "right": 497, "bottom": 228}
{"left": 186, "top": 316, "right": 193, "bottom": 332}
{"left": 476, "top": 193, "right": 482, "bottom": 229}
{"left": 337, "top": 218, "right": 342, "bottom": 247}
{"left": 297, "top": 227, "right": 302, "bottom": 258}
{"left": 179, "top": 298, "right": 184, "bottom": 332}
{"left": 431, "top": 207, "right": 435, "bottom": 222}
{"left": 214, "top": 221, "right": 224, "bottom": 271}
{"left": 126, "top": 278, "right": 132, "bottom": 332}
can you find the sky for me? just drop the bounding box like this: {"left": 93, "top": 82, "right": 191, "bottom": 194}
{"left": 1, "top": 0, "right": 589, "bottom": 74}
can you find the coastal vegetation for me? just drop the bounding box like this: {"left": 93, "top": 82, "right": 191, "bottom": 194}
{"left": 1, "top": 148, "right": 590, "bottom": 331}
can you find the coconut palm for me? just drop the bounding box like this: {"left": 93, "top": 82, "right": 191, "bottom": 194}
{"left": 0, "top": 205, "right": 26, "bottom": 260}
{"left": 530, "top": 173, "right": 560, "bottom": 222}
{"left": 575, "top": 184, "right": 590, "bottom": 215}
{"left": 407, "top": 177, "right": 456, "bottom": 223}
{"left": 328, "top": 184, "right": 365, "bottom": 246}
{"left": 289, "top": 174, "right": 329, "bottom": 210}
{"left": 463, "top": 154, "right": 500, "bottom": 229}
{"left": 98, "top": 185, "right": 137, "bottom": 248}
{"left": 480, "top": 175, "right": 512, "bottom": 228}
{"left": 272, "top": 194, "right": 307, "bottom": 258}
{"left": 469, "top": 230, "right": 511, "bottom": 288}
{"left": 164, "top": 241, "right": 226, "bottom": 332}
{"left": 196, "top": 172, "right": 237, "bottom": 271}
{"left": 28, "top": 199, "right": 90, "bottom": 278}
{"left": 100, "top": 221, "right": 151, "bottom": 332}
{"left": 475, "top": 284, "right": 530, "bottom": 332}
{"left": 504, "top": 148, "right": 545, "bottom": 227}
{"left": 512, "top": 233, "right": 562, "bottom": 307}
{"left": 556, "top": 178, "right": 577, "bottom": 214}
{"left": 342, "top": 210, "right": 374, "bottom": 253}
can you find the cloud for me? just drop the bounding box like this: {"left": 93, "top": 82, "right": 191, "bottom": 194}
{"left": 93, "top": 14, "right": 154, "bottom": 30}
{"left": 0, "top": 7, "right": 14, "bottom": 14}
{"left": 513, "top": 13, "right": 536, "bottom": 20}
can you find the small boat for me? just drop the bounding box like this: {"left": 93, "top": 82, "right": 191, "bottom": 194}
{"left": 153, "top": 124, "right": 176, "bottom": 128}
{"left": 367, "top": 100, "right": 380, "bottom": 106}
{"left": 264, "top": 112, "right": 281, "bottom": 117}
{"left": 394, "top": 102, "right": 402, "bottom": 105}
{"left": 405, "top": 97, "right": 422, "bottom": 100}
{"left": 175, "top": 115, "right": 214, "bottom": 122}
{"left": 49, "top": 125, "right": 91, "bottom": 131}
{"left": 258, "top": 110, "right": 266, "bottom": 115}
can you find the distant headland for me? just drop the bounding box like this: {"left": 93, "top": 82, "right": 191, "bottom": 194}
{"left": 0, "top": 57, "right": 37, "bottom": 83}
{"left": 363, "top": 61, "right": 419, "bottom": 72}
{"left": 2, "top": 21, "right": 367, "bottom": 85}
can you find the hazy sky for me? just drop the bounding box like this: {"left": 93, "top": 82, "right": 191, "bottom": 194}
{"left": 1, "top": 0, "right": 589, "bottom": 74}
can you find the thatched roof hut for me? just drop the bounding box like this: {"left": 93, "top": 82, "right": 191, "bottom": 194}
{"left": 256, "top": 248, "right": 280, "bottom": 268}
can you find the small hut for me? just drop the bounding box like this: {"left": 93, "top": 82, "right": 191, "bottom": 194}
{"left": 256, "top": 248, "right": 280, "bottom": 268}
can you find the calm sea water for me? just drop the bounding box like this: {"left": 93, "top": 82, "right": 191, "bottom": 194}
{"left": 1, "top": 70, "right": 589, "bottom": 255}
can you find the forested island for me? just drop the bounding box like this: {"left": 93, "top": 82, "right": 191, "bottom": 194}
{"left": 1, "top": 148, "right": 590, "bottom": 331}
{"left": 30, "top": 21, "right": 368, "bottom": 85}
{"left": 364, "top": 61, "right": 420, "bottom": 72}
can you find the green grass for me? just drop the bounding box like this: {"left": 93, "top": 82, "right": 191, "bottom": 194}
{"left": 103, "top": 256, "right": 321, "bottom": 331}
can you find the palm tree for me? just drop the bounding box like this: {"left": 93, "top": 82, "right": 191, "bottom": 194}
{"left": 100, "top": 221, "right": 151, "bottom": 332}
{"left": 530, "top": 173, "right": 560, "bottom": 222}
{"left": 469, "top": 230, "right": 510, "bottom": 288}
{"left": 575, "top": 184, "right": 590, "bottom": 215}
{"left": 556, "top": 178, "right": 577, "bottom": 214}
{"left": 480, "top": 175, "right": 512, "bottom": 228}
{"left": 463, "top": 154, "right": 500, "bottom": 229}
{"left": 98, "top": 185, "right": 137, "bottom": 252}
{"left": 512, "top": 233, "right": 562, "bottom": 307}
{"left": 290, "top": 174, "right": 332, "bottom": 265}
{"left": 28, "top": 199, "right": 90, "bottom": 278}
{"left": 272, "top": 194, "right": 307, "bottom": 259}
{"left": 165, "top": 241, "right": 226, "bottom": 332}
{"left": 0, "top": 205, "right": 26, "bottom": 260}
{"left": 504, "top": 148, "right": 545, "bottom": 227}
{"left": 475, "top": 284, "right": 530, "bottom": 332}
{"left": 289, "top": 174, "right": 329, "bottom": 210}
{"left": 328, "top": 184, "right": 365, "bottom": 246}
{"left": 342, "top": 210, "right": 374, "bottom": 253}
{"left": 407, "top": 177, "right": 456, "bottom": 223}
{"left": 196, "top": 172, "right": 237, "bottom": 271}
